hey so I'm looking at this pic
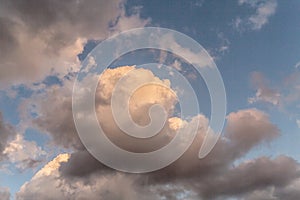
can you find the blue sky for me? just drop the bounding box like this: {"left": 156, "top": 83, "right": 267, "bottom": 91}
{"left": 0, "top": 0, "right": 300, "bottom": 199}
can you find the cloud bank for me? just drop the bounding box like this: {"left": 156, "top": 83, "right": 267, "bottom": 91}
{"left": 16, "top": 66, "right": 300, "bottom": 200}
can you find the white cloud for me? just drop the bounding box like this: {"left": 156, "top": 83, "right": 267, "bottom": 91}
{"left": 217, "top": 32, "right": 230, "bottom": 54}
{"left": 3, "top": 134, "right": 46, "bottom": 170}
{"left": 295, "top": 61, "right": 300, "bottom": 69}
{"left": 249, "top": 0, "right": 277, "bottom": 30}
{"left": 159, "top": 33, "right": 215, "bottom": 68}
{"left": 171, "top": 60, "right": 183, "bottom": 71}
{"left": 297, "top": 120, "right": 300, "bottom": 129}
{"left": 237, "top": 0, "right": 277, "bottom": 31}
{"left": 248, "top": 88, "right": 281, "bottom": 105}
{"left": 193, "top": 0, "right": 205, "bottom": 8}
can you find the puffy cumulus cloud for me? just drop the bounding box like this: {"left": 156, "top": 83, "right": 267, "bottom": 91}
{"left": 147, "top": 109, "right": 280, "bottom": 184}
{"left": 236, "top": 0, "right": 277, "bottom": 31}
{"left": 96, "top": 66, "right": 186, "bottom": 153}
{"left": 225, "top": 109, "right": 279, "bottom": 153}
{"left": 0, "top": 187, "right": 10, "bottom": 200}
{"left": 0, "top": 111, "right": 16, "bottom": 161}
{"left": 0, "top": 0, "right": 149, "bottom": 87}
{"left": 248, "top": 72, "right": 281, "bottom": 106}
{"left": 22, "top": 66, "right": 179, "bottom": 152}
{"left": 96, "top": 66, "right": 177, "bottom": 125}
{"left": 3, "top": 134, "right": 46, "bottom": 171}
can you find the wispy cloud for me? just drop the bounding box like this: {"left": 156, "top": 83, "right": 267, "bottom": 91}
{"left": 249, "top": 71, "right": 300, "bottom": 128}
{"left": 297, "top": 120, "right": 300, "bottom": 129}
{"left": 248, "top": 72, "right": 281, "bottom": 106}
{"left": 236, "top": 0, "right": 277, "bottom": 31}
{"left": 295, "top": 61, "right": 300, "bottom": 69}
{"left": 3, "top": 134, "right": 46, "bottom": 171}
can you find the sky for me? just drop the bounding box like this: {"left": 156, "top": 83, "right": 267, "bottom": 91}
{"left": 0, "top": 0, "right": 300, "bottom": 199}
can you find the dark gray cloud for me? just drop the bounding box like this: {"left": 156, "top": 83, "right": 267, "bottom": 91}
{"left": 192, "top": 156, "right": 300, "bottom": 199}
{"left": 59, "top": 149, "right": 111, "bottom": 177}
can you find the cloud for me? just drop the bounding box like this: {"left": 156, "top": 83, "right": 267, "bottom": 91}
{"left": 0, "top": 187, "right": 10, "bottom": 200}
{"left": 295, "top": 61, "right": 300, "bottom": 69}
{"left": 297, "top": 120, "right": 300, "bottom": 129}
{"left": 0, "top": 112, "right": 16, "bottom": 161}
{"left": 17, "top": 66, "right": 299, "bottom": 199}
{"left": 236, "top": 0, "right": 277, "bottom": 31}
{"left": 19, "top": 75, "right": 293, "bottom": 198}
{"left": 225, "top": 108, "right": 279, "bottom": 151}
{"left": 158, "top": 34, "right": 215, "bottom": 68}
{"left": 21, "top": 66, "right": 179, "bottom": 152}
{"left": 0, "top": 111, "right": 46, "bottom": 171}
{"left": 283, "top": 72, "right": 300, "bottom": 105}
{"left": 16, "top": 115, "right": 300, "bottom": 199}
{"left": 16, "top": 154, "right": 158, "bottom": 200}
{"left": 216, "top": 32, "right": 230, "bottom": 54}
{"left": 20, "top": 77, "right": 83, "bottom": 150}
{"left": 3, "top": 134, "right": 46, "bottom": 171}
{"left": 248, "top": 72, "right": 281, "bottom": 106}
{"left": 249, "top": 71, "right": 300, "bottom": 127}
{"left": 0, "top": 0, "right": 149, "bottom": 87}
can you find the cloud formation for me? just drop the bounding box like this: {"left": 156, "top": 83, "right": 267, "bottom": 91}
{"left": 236, "top": 0, "right": 277, "bottom": 31}
{"left": 3, "top": 134, "right": 46, "bottom": 171}
{"left": 17, "top": 154, "right": 157, "bottom": 200}
{"left": 248, "top": 71, "right": 281, "bottom": 105}
{"left": 0, "top": 111, "right": 45, "bottom": 171}
{"left": 0, "top": 112, "right": 16, "bottom": 161}
{"left": 0, "top": 187, "right": 10, "bottom": 200}
{"left": 16, "top": 108, "right": 300, "bottom": 199}
{"left": 16, "top": 66, "right": 300, "bottom": 199}
{"left": 249, "top": 71, "right": 300, "bottom": 127}
{"left": 0, "top": 0, "right": 149, "bottom": 87}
